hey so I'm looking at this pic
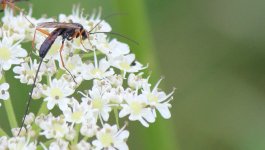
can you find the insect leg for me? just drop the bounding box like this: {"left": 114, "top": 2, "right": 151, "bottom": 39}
{"left": 30, "top": 28, "right": 50, "bottom": 58}
{"left": 32, "top": 28, "right": 50, "bottom": 50}
{"left": 59, "top": 40, "right": 77, "bottom": 84}
{"left": 79, "top": 30, "right": 93, "bottom": 51}
{"left": 1, "top": 0, "right": 6, "bottom": 11}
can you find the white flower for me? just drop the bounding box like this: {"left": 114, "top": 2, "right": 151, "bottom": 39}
{"left": 80, "top": 118, "right": 98, "bottom": 138}
{"left": 42, "top": 78, "right": 75, "bottom": 111}
{"left": 105, "top": 86, "right": 125, "bottom": 104}
{"left": 13, "top": 58, "right": 46, "bottom": 85}
{"left": 59, "top": 6, "right": 89, "bottom": 30}
{"left": 110, "top": 54, "right": 145, "bottom": 75}
{"left": 0, "top": 35, "right": 27, "bottom": 71}
{"left": 63, "top": 98, "right": 90, "bottom": 124}
{"left": 36, "top": 113, "right": 69, "bottom": 139}
{"left": 107, "top": 74, "right": 123, "bottom": 87}
{"left": 81, "top": 85, "right": 112, "bottom": 122}
{"left": 0, "top": 83, "right": 9, "bottom": 100}
{"left": 0, "top": 136, "right": 8, "bottom": 150}
{"left": 7, "top": 137, "right": 37, "bottom": 150}
{"left": 128, "top": 72, "right": 148, "bottom": 89}
{"left": 2, "top": 8, "right": 34, "bottom": 41}
{"left": 119, "top": 93, "right": 155, "bottom": 127}
{"left": 98, "top": 39, "right": 130, "bottom": 57}
{"left": 59, "top": 54, "right": 84, "bottom": 83}
{"left": 24, "top": 113, "right": 35, "bottom": 126}
{"left": 142, "top": 78, "right": 175, "bottom": 119}
{"left": 76, "top": 140, "right": 92, "bottom": 150}
{"left": 48, "top": 139, "right": 68, "bottom": 150}
{"left": 65, "top": 127, "right": 76, "bottom": 141}
{"left": 44, "top": 59, "right": 57, "bottom": 76}
{"left": 92, "top": 124, "right": 129, "bottom": 150}
{"left": 31, "top": 83, "right": 44, "bottom": 100}
{"left": 82, "top": 50, "right": 114, "bottom": 80}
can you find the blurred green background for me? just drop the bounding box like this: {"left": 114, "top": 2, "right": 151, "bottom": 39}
{"left": 2, "top": 0, "right": 265, "bottom": 149}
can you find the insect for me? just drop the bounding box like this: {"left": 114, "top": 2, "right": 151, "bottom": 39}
{"left": 0, "top": 0, "right": 34, "bottom": 26}
{"left": 18, "top": 15, "right": 138, "bottom": 135}
{"left": 0, "top": 0, "right": 28, "bottom": 12}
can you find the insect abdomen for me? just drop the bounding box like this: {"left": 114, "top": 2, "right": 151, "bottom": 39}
{"left": 39, "top": 29, "right": 63, "bottom": 58}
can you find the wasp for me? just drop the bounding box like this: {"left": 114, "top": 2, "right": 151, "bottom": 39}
{"left": 18, "top": 15, "right": 138, "bottom": 135}
{"left": 33, "top": 22, "right": 90, "bottom": 81}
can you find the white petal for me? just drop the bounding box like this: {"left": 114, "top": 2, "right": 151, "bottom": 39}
{"left": 99, "top": 58, "right": 110, "bottom": 72}
{"left": 47, "top": 101, "right": 56, "bottom": 110}
{"left": 119, "top": 107, "right": 129, "bottom": 118}
{"left": 114, "top": 143, "right": 129, "bottom": 150}
{"left": 1, "top": 83, "right": 9, "bottom": 90}
{"left": 139, "top": 118, "right": 149, "bottom": 127}
{"left": 1, "top": 93, "right": 9, "bottom": 100}
{"left": 2, "top": 63, "right": 11, "bottom": 70}
{"left": 143, "top": 109, "right": 155, "bottom": 123}
{"left": 157, "top": 104, "right": 171, "bottom": 119}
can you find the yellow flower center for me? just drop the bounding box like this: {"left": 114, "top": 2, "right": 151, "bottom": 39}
{"left": 99, "top": 132, "right": 113, "bottom": 147}
{"left": 71, "top": 111, "right": 83, "bottom": 122}
{"left": 66, "top": 62, "right": 75, "bottom": 70}
{"left": 50, "top": 87, "right": 63, "bottom": 100}
{"left": 27, "top": 69, "right": 35, "bottom": 76}
{"left": 0, "top": 46, "right": 11, "bottom": 61}
{"left": 53, "top": 122, "right": 64, "bottom": 134}
{"left": 91, "top": 68, "right": 102, "bottom": 76}
{"left": 130, "top": 101, "right": 144, "bottom": 115}
{"left": 92, "top": 98, "right": 104, "bottom": 110}
{"left": 147, "top": 93, "right": 158, "bottom": 103}
{"left": 119, "top": 61, "right": 130, "bottom": 70}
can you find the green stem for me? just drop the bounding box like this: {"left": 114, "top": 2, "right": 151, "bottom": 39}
{"left": 82, "top": 50, "right": 101, "bottom": 59}
{"left": 37, "top": 139, "right": 53, "bottom": 149}
{"left": 114, "top": 107, "right": 120, "bottom": 129}
{"left": 82, "top": 136, "right": 89, "bottom": 141}
{"left": 37, "top": 101, "right": 49, "bottom": 116}
{"left": 2, "top": 76, "right": 18, "bottom": 129}
{"left": 114, "top": 1, "right": 179, "bottom": 150}
{"left": 73, "top": 124, "right": 81, "bottom": 144}
{"left": 0, "top": 127, "right": 8, "bottom": 136}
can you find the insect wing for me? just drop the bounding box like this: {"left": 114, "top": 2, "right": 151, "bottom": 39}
{"left": 37, "top": 22, "right": 81, "bottom": 29}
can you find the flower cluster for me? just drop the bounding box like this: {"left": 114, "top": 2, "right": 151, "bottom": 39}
{"left": 0, "top": 6, "right": 174, "bottom": 149}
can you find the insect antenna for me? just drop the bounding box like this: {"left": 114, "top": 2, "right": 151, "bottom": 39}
{"left": 18, "top": 58, "right": 44, "bottom": 136}
{"left": 86, "top": 13, "right": 139, "bottom": 46}
{"left": 90, "top": 31, "right": 139, "bottom": 45}
{"left": 79, "top": 13, "right": 128, "bottom": 51}
{"left": 88, "top": 13, "right": 127, "bottom": 33}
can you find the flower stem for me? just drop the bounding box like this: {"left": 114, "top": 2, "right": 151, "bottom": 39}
{"left": 82, "top": 50, "right": 101, "bottom": 59}
{"left": 114, "top": 107, "right": 120, "bottom": 129}
{"left": 4, "top": 99, "right": 18, "bottom": 128}
{"left": 73, "top": 124, "right": 81, "bottom": 144}
{"left": 1, "top": 76, "right": 18, "bottom": 129}
{"left": 37, "top": 101, "right": 49, "bottom": 116}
